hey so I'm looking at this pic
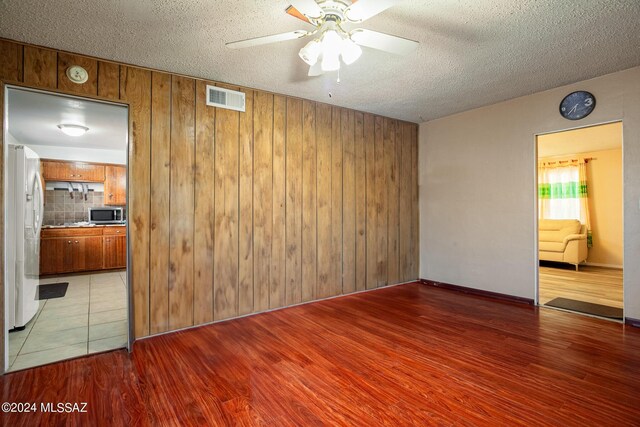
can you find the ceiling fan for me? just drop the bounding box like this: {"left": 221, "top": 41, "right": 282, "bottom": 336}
{"left": 226, "top": 0, "right": 419, "bottom": 77}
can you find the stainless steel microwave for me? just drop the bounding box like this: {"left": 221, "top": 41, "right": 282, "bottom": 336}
{"left": 88, "top": 207, "right": 124, "bottom": 224}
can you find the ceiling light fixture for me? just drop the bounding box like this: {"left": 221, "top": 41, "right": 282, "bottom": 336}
{"left": 57, "top": 124, "right": 89, "bottom": 137}
{"left": 298, "top": 25, "right": 362, "bottom": 72}
{"left": 226, "top": 1, "right": 419, "bottom": 78}
{"left": 340, "top": 37, "right": 362, "bottom": 65}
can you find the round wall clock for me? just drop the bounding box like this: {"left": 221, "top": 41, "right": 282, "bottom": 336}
{"left": 559, "top": 91, "right": 595, "bottom": 120}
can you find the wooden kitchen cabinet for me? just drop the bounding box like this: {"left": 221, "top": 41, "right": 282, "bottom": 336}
{"left": 103, "top": 234, "right": 127, "bottom": 269}
{"left": 72, "top": 236, "right": 104, "bottom": 271}
{"left": 39, "top": 236, "right": 103, "bottom": 274}
{"left": 40, "top": 227, "right": 116, "bottom": 275}
{"left": 74, "top": 163, "right": 105, "bottom": 182}
{"left": 41, "top": 160, "right": 105, "bottom": 182}
{"left": 103, "top": 226, "right": 126, "bottom": 237}
{"left": 41, "top": 160, "right": 67, "bottom": 181}
{"left": 40, "top": 237, "right": 73, "bottom": 275}
{"left": 104, "top": 165, "right": 126, "bottom": 205}
{"left": 70, "top": 238, "right": 86, "bottom": 272}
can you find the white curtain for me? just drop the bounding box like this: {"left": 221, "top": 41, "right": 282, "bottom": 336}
{"left": 538, "top": 165, "right": 581, "bottom": 220}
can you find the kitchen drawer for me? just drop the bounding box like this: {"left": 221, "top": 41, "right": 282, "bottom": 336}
{"left": 103, "top": 226, "right": 126, "bottom": 236}
{"left": 41, "top": 227, "right": 104, "bottom": 238}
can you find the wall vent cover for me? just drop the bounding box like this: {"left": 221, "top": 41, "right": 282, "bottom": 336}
{"left": 206, "top": 85, "right": 245, "bottom": 112}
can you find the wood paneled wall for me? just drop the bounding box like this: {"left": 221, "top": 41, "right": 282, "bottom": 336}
{"left": 0, "top": 39, "right": 419, "bottom": 339}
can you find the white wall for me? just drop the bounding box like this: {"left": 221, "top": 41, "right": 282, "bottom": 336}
{"left": 419, "top": 66, "right": 640, "bottom": 320}
{"left": 26, "top": 145, "right": 126, "bottom": 165}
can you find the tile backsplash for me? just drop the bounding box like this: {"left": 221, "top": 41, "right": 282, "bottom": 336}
{"left": 43, "top": 190, "right": 105, "bottom": 225}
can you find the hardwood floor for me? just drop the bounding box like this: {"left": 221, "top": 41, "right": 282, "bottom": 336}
{"left": 539, "top": 263, "right": 623, "bottom": 309}
{"left": 1, "top": 283, "right": 639, "bottom": 426}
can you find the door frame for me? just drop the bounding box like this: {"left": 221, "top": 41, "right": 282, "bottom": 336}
{"left": 533, "top": 119, "right": 624, "bottom": 318}
{"left": 1, "top": 82, "right": 133, "bottom": 373}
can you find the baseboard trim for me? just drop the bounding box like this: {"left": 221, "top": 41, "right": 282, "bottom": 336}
{"left": 584, "top": 262, "right": 623, "bottom": 269}
{"left": 625, "top": 317, "right": 640, "bottom": 328}
{"left": 419, "top": 279, "right": 534, "bottom": 305}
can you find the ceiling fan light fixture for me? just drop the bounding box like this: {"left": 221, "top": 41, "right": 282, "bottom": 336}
{"left": 321, "top": 50, "right": 341, "bottom": 71}
{"left": 321, "top": 29, "right": 343, "bottom": 55}
{"left": 299, "top": 39, "right": 322, "bottom": 66}
{"left": 320, "top": 29, "right": 343, "bottom": 71}
{"left": 340, "top": 37, "right": 362, "bottom": 65}
{"left": 226, "top": 1, "right": 419, "bottom": 79}
{"left": 57, "top": 124, "right": 89, "bottom": 137}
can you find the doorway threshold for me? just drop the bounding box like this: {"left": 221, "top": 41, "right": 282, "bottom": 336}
{"left": 539, "top": 303, "right": 624, "bottom": 323}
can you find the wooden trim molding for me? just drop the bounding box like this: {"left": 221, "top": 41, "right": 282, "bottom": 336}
{"left": 419, "top": 279, "right": 535, "bottom": 305}
{"left": 625, "top": 317, "right": 640, "bottom": 328}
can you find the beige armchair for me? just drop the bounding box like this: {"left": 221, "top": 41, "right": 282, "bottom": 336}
{"left": 539, "top": 219, "right": 588, "bottom": 271}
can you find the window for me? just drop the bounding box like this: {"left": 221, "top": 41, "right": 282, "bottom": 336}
{"left": 538, "top": 160, "right": 592, "bottom": 246}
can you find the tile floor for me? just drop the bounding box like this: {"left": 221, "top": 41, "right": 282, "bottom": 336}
{"left": 8, "top": 270, "right": 128, "bottom": 371}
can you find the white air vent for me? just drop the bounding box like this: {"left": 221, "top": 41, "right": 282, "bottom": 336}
{"left": 206, "top": 85, "right": 245, "bottom": 112}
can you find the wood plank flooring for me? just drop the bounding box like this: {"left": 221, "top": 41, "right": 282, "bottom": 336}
{"left": 2, "top": 283, "right": 639, "bottom": 426}
{"left": 539, "top": 263, "right": 623, "bottom": 309}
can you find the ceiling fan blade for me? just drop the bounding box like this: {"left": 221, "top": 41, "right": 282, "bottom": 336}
{"left": 308, "top": 61, "right": 324, "bottom": 76}
{"left": 226, "top": 30, "right": 310, "bottom": 49}
{"left": 286, "top": 6, "right": 311, "bottom": 24}
{"left": 289, "top": 0, "right": 324, "bottom": 20}
{"left": 350, "top": 29, "right": 418, "bottom": 55}
{"left": 345, "top": 0, "right": 403, "bottom": 22}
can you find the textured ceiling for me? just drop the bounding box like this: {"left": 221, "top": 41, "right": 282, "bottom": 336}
{"left": 1, "top": 0, "right": 639, "bottom": 122}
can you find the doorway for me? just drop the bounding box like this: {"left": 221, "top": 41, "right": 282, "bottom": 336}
{"left": 3, "top": 86, "right": 130, "bottom": 371}
{"left": 535, "top": 122, "right": 623, "bottom": 320}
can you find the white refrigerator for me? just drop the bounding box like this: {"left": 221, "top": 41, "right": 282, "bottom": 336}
{"left": 7, "top": 145, "right": 43, "bottom": 330}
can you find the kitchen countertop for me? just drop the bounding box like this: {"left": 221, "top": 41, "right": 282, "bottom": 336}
{"left": 42, "top": 223, "right": 126, "bottom": 229}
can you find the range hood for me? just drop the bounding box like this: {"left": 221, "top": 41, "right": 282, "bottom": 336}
{"left": 46, "top": 181, "right": 104, "bottom": 192}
